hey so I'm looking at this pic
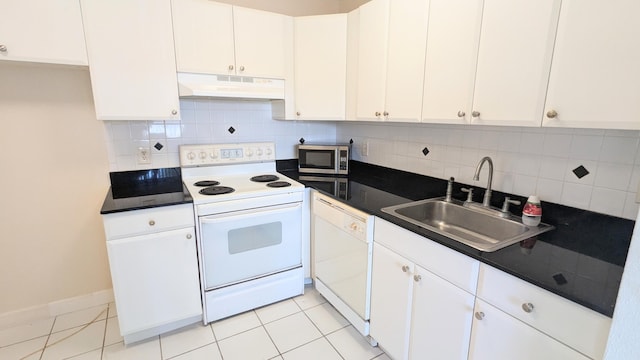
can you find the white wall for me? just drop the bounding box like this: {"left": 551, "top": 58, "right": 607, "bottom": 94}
{"left": 338, "top": 122, "right": 640, "bottom": 220}
{"left": 0, "top": 62, "right": 111, "bottom": 315}
{"left": 604, "top": 207, "right": 640, "bottom": 359}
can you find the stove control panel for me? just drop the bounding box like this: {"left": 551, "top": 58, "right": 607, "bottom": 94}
{"left": 179, "top": 142, "right": 276, "bottom": 167}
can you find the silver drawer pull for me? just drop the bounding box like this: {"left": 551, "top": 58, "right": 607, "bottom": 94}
{"left": 413, "top": 274, "right": 421, "bottom": 282}
{"left": 401, "top": 265, "right": 410, "bottom": 273}
{"left": 522, "top": 303, "right": 534, "bottom": 313}
{"left": 186, "top": 234, "right": 192, "bottom": 239}
{"left": 475, "top": 311, "right": 485, "bottom": 320}
{"left": 148, "top": 220, "right": 155, "bottom": 226}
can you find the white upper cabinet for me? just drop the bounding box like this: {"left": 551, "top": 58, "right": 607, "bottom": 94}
{"left": 471, "top": 0, "right": 561, "bottom": 127}
{"left": 171, "top": 0, "right": 235, "bottom": 75}
{"left": 421, "top": 0, "right": 483, "bottom": 124}
{"left": 81, "top": 0, "right": 180, "bottom": 121}
{"left": 354, "top": 0, "right": 429, "bottom": 122}
{"left": 354, "top": 0, "right": 389, "bottom": 121}
{"left": 384, "top": 0, "right": 430, "bottom": 123}
{"left": 0, "top": 0, "right": 87, "bottom": 66}
{"left": 543, "top": 0, "right": 640, "bottom": 130}
{"left": 294, "top": 14, "right": 347, "bottom": 120}
{"left": 172, "top": 0, "right": 292, "bottom": 79}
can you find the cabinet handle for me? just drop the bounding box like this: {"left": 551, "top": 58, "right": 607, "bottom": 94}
{"left": 546, "top": 109, "right": 558, "bottom": 118}
{"left": 0, "top": 45, "right": 7, "bottom": 52}
{"left": 413, "top": 274, "right": 421, "bottom": 282}
{"left": 475, "top": 311, "right": 485, "bottom": 320}
{"left": 383, "top": 111, "right": 389, "bottom": 117}
{"left": 296, "top": 111, "right": 301, "bottom": 116}
{"left": 239, "top": 65, "right": 245, "bottom": 71}
{"left": 375, "top": 112, "right": 381, "bottom": 117}
{"left": 471, "top": 111, "right": 480, "bottom": 118}
{"left": 228, "top": 64, "right": 234, "bottom": 70}
{"left": 522, "top": 303, "right": 535, "bottom": 313}
{"left": 148, "top": 220, "right": 155, "bottom": 226}
{"left": 401, "top": 265, "right": 410, "bottom": 273}
{"left": 171, "top": 109, "right": 178, "bottom": 115}
{"left": 457, "top": 110, "right": 465, "bottom": 118}
{"left": 186, "top": 234, "right": 192, "bottom": 239}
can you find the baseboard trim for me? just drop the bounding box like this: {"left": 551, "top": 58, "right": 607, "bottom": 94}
{"left": 0, "top": 289, "right": 114, "bottom": 330}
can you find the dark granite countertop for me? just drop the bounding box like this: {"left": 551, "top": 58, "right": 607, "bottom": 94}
{"left": 100, "top": 168, "right": 192, "bottom": 214}
{"left": 280, "top": 160, "right": 634, "bottom": 318}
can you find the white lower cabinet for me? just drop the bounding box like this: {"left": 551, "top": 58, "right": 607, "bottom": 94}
{"left": 472, "top": 264, "right": 611, "bottom": 360}
{"left": 371, "top": 218, "right": 611, "bottom": 360}
{"left": 371, "top": 218, "right": 478, "bottom": 360}
{"left": 469, "top": 299, "right": 589, "bottom": 360}
{"left": 102, "top": 204, "right": 202, "bottom": 344}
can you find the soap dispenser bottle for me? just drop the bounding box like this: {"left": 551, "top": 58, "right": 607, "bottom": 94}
{"left": 522, "top": 195, "right": 542, "bottom": 226}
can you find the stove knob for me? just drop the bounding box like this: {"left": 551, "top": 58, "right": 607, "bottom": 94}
{"left": 209, "top": 151, "right": 218, "bottom": 159}
{"left": 246, "top": 149, "right": 254, "bottom": 157}
{"left": 266, "top": 148, "right": 273, "bottom": 156}
{"left": 187, "top": 152, "right": 196, "bottom": 160}
{"left": 199, "top": 151, "right": 207, "bottom": 159}
{"left": 256, "top": 149, "right": 264, "bottom": 156}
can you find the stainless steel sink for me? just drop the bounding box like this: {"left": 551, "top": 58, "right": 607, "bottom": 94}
{"left": 381, "top": 198, "right": 554, "bottom": 252}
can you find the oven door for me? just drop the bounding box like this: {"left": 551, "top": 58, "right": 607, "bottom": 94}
{"left": 199, "top": 202, "right": 302, "bottom": 290}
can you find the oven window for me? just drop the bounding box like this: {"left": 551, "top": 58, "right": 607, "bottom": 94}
{"left": 300, "top": 150, "right": 335, "bottom": 169}
{"left": 228, "top": 222, "right": 282, "bottom": 254}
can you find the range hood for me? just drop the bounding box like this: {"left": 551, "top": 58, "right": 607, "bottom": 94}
{"left": 177, "top": 72, "right": 285, "bottom": 100}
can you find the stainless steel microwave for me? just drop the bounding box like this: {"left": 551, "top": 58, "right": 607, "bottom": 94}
{"left": 297, "top": 144, "right": 350, "bottom": 175}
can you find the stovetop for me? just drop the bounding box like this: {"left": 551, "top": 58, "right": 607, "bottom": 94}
{"left": 180, "top": 143, "right": 305, "bottom": 205}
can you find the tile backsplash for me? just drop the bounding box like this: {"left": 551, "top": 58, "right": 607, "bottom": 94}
{"left": 104, "top": 99, "right": 640, "bottom": 220}
{"left": 103, "top": 99, "right": 337, "bottom": 170}
{"left": 337, "top": 122, "right": 640, "bottom": 220}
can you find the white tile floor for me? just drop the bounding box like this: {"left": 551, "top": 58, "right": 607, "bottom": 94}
{"left": 0, "top": 288, "right": 389, "bottom": 360}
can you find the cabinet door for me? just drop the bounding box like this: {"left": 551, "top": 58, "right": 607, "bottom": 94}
{"left": 421, "top": 0, "right": 483, "bottom": 124}
{"left": 233, "top": 7, "right": 291, "bottom": 78}
{"left": 544, "top": 0, "right": 640, "bottom": 130}
{"left": 171, "top": 0, "right": 235, "bottom": 75}
{"left": 370, "top": 243, "right": 413, "bottom": 360}
{"left": 409, "top": 266, "right": 474, "bottom": 360}
{"left": 0, "top": 0, "right": 87, "bottom": 65}
{"left": 81, "top": 0, "right": 180, "bottom": 121}
{"left": 384, "top": 0, "right": 429, "bottom": 123}
{"left": 106, "top": 227, "right": 201, "bottom": 335}
{"left": 355, "top": 0, "right": 390, "bottom": 121}
{"left": 471, "top": 0, "right": 560, "bottom": 127}
{"left": 469, "top": 300, "right": 589, "bottom": 360}
{"left": 294, "top": 15, "right": 347, "bottom": 120}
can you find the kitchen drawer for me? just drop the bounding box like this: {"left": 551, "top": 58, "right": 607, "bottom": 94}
{"left": 103, "top": 204, "right": 194, "bottom": 240}
{"left": 374, "top": 218, "right": 479, "bottom": 294}
{"left": 477, "top": 264, "right": 611, "bottom": 359}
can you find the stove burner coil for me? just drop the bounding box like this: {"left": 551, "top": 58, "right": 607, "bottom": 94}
{"left": 251, "top": 175, "right": 279, "bottom": 183}
{"left": 194, "top": 180, "right": 220, "bottom": 187}
{"left": 199, "top": 186, "right": 235, "bottom": 195}
{"left": 267, "top": 181, "right": 291, "bottom": 188}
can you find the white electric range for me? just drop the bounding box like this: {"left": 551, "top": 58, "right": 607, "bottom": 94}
{"left": 180, "top": 142, "right": 306, "bottom": 323}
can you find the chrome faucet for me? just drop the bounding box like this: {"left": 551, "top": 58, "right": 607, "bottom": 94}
{"left": 473, "top": 156, "right": 493, "bottom": 207}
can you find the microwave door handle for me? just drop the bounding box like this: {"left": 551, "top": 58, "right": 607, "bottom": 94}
{"left": 335, "top": 149, "right": 339, "bottom": 173}
{"left": 200, "top": 202, "right": 301, "bottom": 224}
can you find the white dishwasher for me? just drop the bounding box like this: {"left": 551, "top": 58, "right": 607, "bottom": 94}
{"left": 312, "top": 191, "right": 374, "bottom": 337}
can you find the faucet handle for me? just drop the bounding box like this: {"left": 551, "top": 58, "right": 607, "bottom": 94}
{"left": 461, "top": 187, "right": 474, "bottom": 203}
{"left": 501, "top": 197, "right": 521, "bottom": 214}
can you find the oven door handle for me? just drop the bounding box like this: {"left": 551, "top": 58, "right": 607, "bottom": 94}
{"left": 199, "top": 202, "right": 301, "bottom": 224}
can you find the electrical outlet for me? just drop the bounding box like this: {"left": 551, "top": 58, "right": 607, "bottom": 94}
{"left": 137, "top": 147, "right": 151, "bottom": 164}
{"left": 362, "top": 141, "right": 369, "bottom": 156}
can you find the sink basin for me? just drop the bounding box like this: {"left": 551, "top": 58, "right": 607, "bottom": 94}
{"left": 381, "top": 198, "right": 554, "bottom": 252}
